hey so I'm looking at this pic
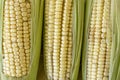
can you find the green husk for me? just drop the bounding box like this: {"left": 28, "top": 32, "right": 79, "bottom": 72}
{"left": 0, "top": 0, "right": 44, "bottom": 80}
{"left": 71, "top": 0, "right": 84, "bottom": 80}
{"left": 82, "top": 0, "right": 93, "bottom": 80}
{"left": 109, "top": 0, "right": 120, "bottom": 80}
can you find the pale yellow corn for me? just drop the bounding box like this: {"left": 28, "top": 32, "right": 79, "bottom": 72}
{"left": 44, "top": 0, "right": 55, "bottom": 79}
{"left": 2, "top": 0, "right": 31, "bottom": 77}
{"left": 44, "top": 0, "right": 73, "bottom": 80}
{"left": 86, "top": 0, "right": 112, "bottom": 80}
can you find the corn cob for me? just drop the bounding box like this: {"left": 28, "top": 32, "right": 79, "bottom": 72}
{"left": 2, "top": 0, "right": 31, "bottom": 77}
{"left": 43, "top": 0, "right": 73, "bottom": 80}
{"left": 44, "top": 0, "right": 55, "bottom": 78}
{"left": 86, "top": 0, "right": 112, "bottom": 80}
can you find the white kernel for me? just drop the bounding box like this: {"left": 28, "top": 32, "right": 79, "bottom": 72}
{"left": 16, "top": 15, "right": 22, "bottom": 19}
{"left": 18, "top": 43, "right": 24, "bottom": 47}
{"left": 23, "top": 17, "right": 28, "bottom": 21}
{"left": 17, "top": 19, "right": 23, "bottom": 23}
{"left": 22, "top": 71, "right": 27, "bottom": 75}
{"left": 22, "top": 12, "right": 27, "bottom": 17}
{"left": 19, "top": 49, "right": 24, "bottom": 53}
{"left": 9, "top": 61, "right": 14, "bottom": 65}
{"left": 16, "top": 11, "right": 21, "bottom": 15}
{"left": 23, "top": 22, "right": 28, "bottom": 26}
{"left": 10, "top": 14, "right": 16, "bottom": 18}
{"left": 26, "top": 3, "right": 31, "bottom": 9}
{"left": 17, "top": 27, "right": 22, "bottom": 30}
{"left": 14, "top": 3, "right": 20, "bottom": 7}
{"left": 15, "top": 59, "right": 20, "bottom": 63}
{"left": 16, "top": 73, "right": 22, "bottom": 77}
{"left": 9, "top": 1, "right": 14, "bottom": 5}
{"left": 23, "top": 31, "right": 29, "bottom": 33}
{"left": 5, "top": 1, "right": 9, "bottom": 5}
{"left": 17, "top": 34, "right": 23, "bottom": 38}
{"left": 20, "top": 56, "right": 25, "bottom": 60}
{"left": 23, "top": 34, "right": 29, "bottom": 37}
{"left": 20, "top": 3, "right": 26, "bottom": 7}
{"left": 10, "top": 24, "right": 16, "bottom": 28}
{"left": 11, "top": 33, "right": 17, "bottom": 37}
{"left": 21, "top": 7, "right": 27, "bottom": 11}
{"left": 10, "top": 10, "right": 14, "bottom": 14}
{"left": 19, "top": 0, "right": 25, "bottom": 3}
{"left": 11, "top": 37, "right": 17, "bottom": 42}
{"left": 15, "top": 63, "right": 20, "bottom": 66}
{"left": 8, "top": 48, "right": 13, "bottom": 52}
{"left": 9, "top": 54, "right": 14, "bottom": 58}
{"left": 17, "top": 31, "right": 22, "bottom": 34}
{"left": 15, "top": 6, "right": 21, "bottom": 11}
{"left": 10, "top": 29, "right": 16, "bottom": 33}
{"left": 23, "top": 26, "right": 29, "bottom": 30}
{"left": 10, "top": 66, "right": 15, "bottom": 69}
{"left": 13, "top": 47, "right": 19, "bottom": 52}
{"left": 17, "top": 38, "right": 23, "bottom": 42}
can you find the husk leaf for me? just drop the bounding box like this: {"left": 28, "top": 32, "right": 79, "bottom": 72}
{"left": 71, "top": 0, "right": 84, "bottom": 80}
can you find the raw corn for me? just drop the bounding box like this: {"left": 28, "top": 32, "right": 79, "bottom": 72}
{"left": 2, "top": 0, "right": 31, "bottom": 77}
{"left": 86, "top": 0, "right": 112, "bottom": 80}
{"left": 43, "top": 0, "right": 73, "bottom": 80}
{"left": 82, "top": 0, "right": 112, "bottom": 80}
{"left": 0, "top": 0, "right": 44, "bottom": 80}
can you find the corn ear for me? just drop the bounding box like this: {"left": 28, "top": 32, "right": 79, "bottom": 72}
{"left": 43, "top": 0, "right": 84, "bottom": 80}
{"left": 0, "top": 0, "right": 44, "bottom": 80}
{"left": 82, "top": 0, "right": 120, "bottom": 80}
